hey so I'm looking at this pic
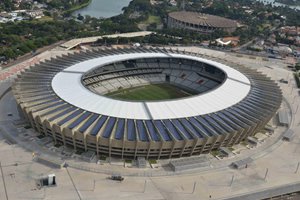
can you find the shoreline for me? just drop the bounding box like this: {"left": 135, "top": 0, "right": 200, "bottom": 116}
{"left": 70, "top": 0, "right": 132, "bottom": 19}
{"left": 64, "top": 0, "right": 92, "bottom": 15}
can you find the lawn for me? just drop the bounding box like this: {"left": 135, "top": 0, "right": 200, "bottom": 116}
{"left": 107, "top": 84, "right": 193, "bottom": 101}
{"left": 145, "top": 15, "right": 161, "bottom": 25}
{"left": 138, "top": 15, "right": 162, "bottom": 30}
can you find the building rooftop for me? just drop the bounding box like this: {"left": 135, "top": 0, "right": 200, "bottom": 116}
{"left": 168, "top": 11, "right": 237, "bottom": 28}
{"left": 60, "top": 31, "right": 153, "bottom": 50}
{"left": 52, "top": 52, "right": 251, "bottom": 120}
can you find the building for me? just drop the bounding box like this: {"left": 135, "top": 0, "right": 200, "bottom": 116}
{"left": 12, "top": 48, "right": 282, "bottom": 160}
{"left": 168, "top": 11, "right": 238, "bottom": 33}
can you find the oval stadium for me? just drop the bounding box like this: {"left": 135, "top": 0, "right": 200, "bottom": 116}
{"left": 168, "top": 11, "right": 238, "bottom": 33}
{"left": 12, "top": 48, "right": 282, "bottom": 159}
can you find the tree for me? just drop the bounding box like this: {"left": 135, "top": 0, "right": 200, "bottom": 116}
{"left": 77, "top": 14, "right": 84, "bottom": 21}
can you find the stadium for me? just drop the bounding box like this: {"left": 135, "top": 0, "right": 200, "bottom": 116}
{"left": 168, "top": 11, "right": 238, "bottom": 33}
{"left": 12, "top": 48, "right": 282, "bottom": 160}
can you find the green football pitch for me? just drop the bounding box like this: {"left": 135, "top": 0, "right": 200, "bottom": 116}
{"left": 106, "top": 84, "right": 194, "bottom": 101}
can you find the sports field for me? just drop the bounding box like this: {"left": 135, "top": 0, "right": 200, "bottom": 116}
{"left": 107, "top": 84, "right": 194, "bottom": 101}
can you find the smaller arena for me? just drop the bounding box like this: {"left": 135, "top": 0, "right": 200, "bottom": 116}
{"left": 168, "top": 11, "right": 238, "bottom": 33}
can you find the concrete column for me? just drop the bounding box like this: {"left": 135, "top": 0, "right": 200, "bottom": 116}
{"left": 72, "top": 132, "right": 77, "bottom": 151}
{"left": 190, "top": 139, "right": 199, "bottom": 156}
{"left": 179, "top": 141, "right": 188, "bottom": 157}
{"left": 83, "top": 134, "right": 87, "bottom": 151}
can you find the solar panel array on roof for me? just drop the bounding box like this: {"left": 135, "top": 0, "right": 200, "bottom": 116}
{"left": 145, "top": 121, "right": 160, "bottom": 141}
{"left": 137, "top": 120, "right": 148, "bottom": 141}
{"left": 33, "top": 101, "right": 65, "bottom": 113}
{"left": 188, "top": 117, "right": 212, "bottom": 137}
{"left": 127, "top": 119, "right": 136, "bottom": 141}
{"left": 57, "top": 109, "right": 82, "bottom": 126}
{"left": 40, "top": 104, "right": 70, "bottom": 118}
{"left": 26, "top": 95, "right": 53, "bottom": 103}
{"left": 68, "top": 112, "right": 91, "bottom": 129}
{"left": 115, "top": 119, "right": 125, "bottom": 140}
{"left": 217, "top": 113, "right": 241, "bottom": 129}
{"left": 213, "top": 114, "right": 235, "bottom": 132}
{"left": 102, "top": 117, "right": 116, "bottom": 138}
{"left": 181, "top": 118, "right": 203, "bottom": 138}
{"left": 163, "top": 120, "right": 183, "bottom": 140}
{"left": 197, "top": 116, "right": 220, "bottom": 136}
{"left": 49, "top": 107, "right": 77, "bottom": 122}
{"left": 204, "top": 116, "right": 225, "bottom": 134}
{"left": 154, "top": 120, "right": 172, "bottom": 141}
{"left": 79, "top": 114, "right": 99, "bottom": 133}
{"left": 91, "top": 116, "right": 107, "bottom": 136}
{"left": 172, "top": 119, "right": 193, "bottom": 140}
{"left": 31, "top": 98, "right": 59, "bottom": 108}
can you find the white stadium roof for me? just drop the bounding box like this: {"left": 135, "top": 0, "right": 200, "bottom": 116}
{"left": 51, "top": 53, "right": 251, "bottom": 120}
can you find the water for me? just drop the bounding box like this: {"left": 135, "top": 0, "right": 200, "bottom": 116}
{"left": 74, "top": 0, "right": 298, "bottom": 19}
{"left": 73, "top": 0, "right": 132, "bottom": 18}
{"left": 257, "top": 0, "right": 300, "bottom": 10}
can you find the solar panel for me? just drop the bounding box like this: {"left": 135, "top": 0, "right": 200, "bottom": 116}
{"left": 33, "top": 101, "right": 65, "bottom": 113}
{"left": 230, "top": 108, "right": 255, "bottom": 123}
{"left": 188, "top": 117, "right": 212, "bottom": 137}
{"left": 57, "top": 109, "right": 83, "bottom": 126}
{"left": 243, "top": 99, "right": 265, "bottom": 110}
{"left": 68, "top": 112, "right": 91, "bottom": 129}
{"left": 26, "top": 95, "right": 53, "bottom": 103}
{"left": 240, "top": 103, "right": 261, "bottom": 115}
{"left": 90, "top": 115, "right": 108, "bottom": 136}
{"left": 102, "top": 117, "right": 116, "bottom": 138}
{"left": 40, "top": 104, "right": 70, "bottom": 118}
{"left": 154, "top": 120, "right": 172, "bottom": 141}
{"left": 213, "top": 113, "right": 238, "bottom": 132}
{"left": 114, "top": 119, "right": 125, "bottom": 140}
{"left": 48, "top": 107, "right": 77, "bottom": 122}
{"left": 127, "top": 119, "right": 136, "bottom": 141}
{"left": 163, "top": 120, "right": 183, "bottom": 140}
{"left": 172, "top": 119, "right": 193, "bottom": 139}
{"left": 196, "top": 116, "right": 219, "bottom": 136}
{"left": 204, "top": 116, "right": 225, "bottom": 134}
{"left": 235, "top": 105, "right": 260, "bottom": 120}
{"left": 145, "top": 121, "right": 160, "bottom": 141}
{"left": 136, "top": 120, "right": 148, "bottom": 141}
{"left": 223, "top": 111, "right": 249, "bottom": 127}
{"left": 180, "top": 118, "right": 203, "bottom": 138}
{"left": 79, "top": 114, "right": 99, "bottom": 133}
{"left": 31, "top": 98, "right": 59, "bottom": 108}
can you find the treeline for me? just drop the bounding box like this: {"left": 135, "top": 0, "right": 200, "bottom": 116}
{"left": 0, "top": 0, "right": 91, "bottom": 12}
{"left": 35, "top": 0, "right": 90, "bottom": 10}
{"left": 0, "top": 0, "right": 14, "bottom": 11}
{"left": 0, "top": 20, "right": 91, "bottom": 60}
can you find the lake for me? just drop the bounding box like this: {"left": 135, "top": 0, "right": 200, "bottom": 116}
{"left": 73, "top": 0, "right": 132, "bottom": 18}
{"left": 74, "top": 0, "right": 299, "bottom": 19}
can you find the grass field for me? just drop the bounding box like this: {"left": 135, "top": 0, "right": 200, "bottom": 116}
{"left": 107, "top": 84, "right": 193, "bottom": 101}
{"left": 144, "top": 15, "right": 161, "bottom": 24}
